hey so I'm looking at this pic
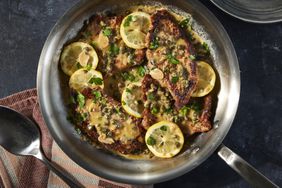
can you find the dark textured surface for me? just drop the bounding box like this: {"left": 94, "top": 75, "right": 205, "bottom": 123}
{"left": 0, "top": 0, "right": 281, "bottom": 187}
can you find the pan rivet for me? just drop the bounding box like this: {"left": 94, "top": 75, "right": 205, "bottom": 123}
{"left": 214, "top": 120, "right": 220, "bottom": 129}
{"left": 192, "top": 147, "right": 200, "bottom": 154}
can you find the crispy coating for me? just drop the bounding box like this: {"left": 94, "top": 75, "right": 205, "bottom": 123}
{"left": 141, "top": 75, "right": 212, "bottom": 135}
{"left": 146, "top": 10, "right": 197, "bottom": 109}
{"left": 80, "top": 15, "right": 146, "bottom": 76}
{"left": 75, "top": 88, "right": 146, "bottom": 154}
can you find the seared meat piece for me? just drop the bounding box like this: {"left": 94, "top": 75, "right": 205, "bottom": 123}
{"left": 146, "top": 10, "right": 197, "bottom": 109}
{"left": 185, "top": 95, "right": 212, "bottom": 135}
{"left": 79, "top": 15, "right": 146, "bottom": 75}
{"left": 141, "top": 75, "right": 212, "bottom": 135}
{"left": 74, "top": 88, "right": 145, "bottom": 154}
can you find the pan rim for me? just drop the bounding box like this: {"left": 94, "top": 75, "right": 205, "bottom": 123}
{"left": 37, "top": 0, "right": 240, "bottom": 184}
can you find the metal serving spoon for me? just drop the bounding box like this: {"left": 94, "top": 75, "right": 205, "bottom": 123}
{"left": 0, "top": 105, "right": 82, "bottom": 188}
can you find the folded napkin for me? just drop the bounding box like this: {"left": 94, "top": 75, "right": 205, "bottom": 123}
{"left": 0, "top": 89, "right": 151, "bottom": 188}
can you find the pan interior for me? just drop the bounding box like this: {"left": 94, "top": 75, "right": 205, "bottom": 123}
{"left": 37, "top": 0, "right": 240, "bottom": 184}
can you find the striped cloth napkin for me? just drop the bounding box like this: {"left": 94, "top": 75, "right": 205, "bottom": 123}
{"left": 0, "top": 89, "right": 152, "bottom": 188}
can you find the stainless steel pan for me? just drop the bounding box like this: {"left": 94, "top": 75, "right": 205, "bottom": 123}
{"left": 37, "top": 0, "right": 277, "bottom": 186}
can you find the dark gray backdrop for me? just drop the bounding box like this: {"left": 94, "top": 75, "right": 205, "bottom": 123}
{"left": 0, "top": 0, "right": 281, "bottom": 187}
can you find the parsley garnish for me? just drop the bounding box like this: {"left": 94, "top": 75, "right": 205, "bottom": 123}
{"left": 151, "top": 107, "right": 159, "bottom": 114}
{"left": 76, "top": 62, "right": 82, "bottom": 69}
{"left": 85, "top": 63, "right": 92, "bottom": 71}
{"left": 164, "top": 107, "right": 173, "bottom": 114}
{"left": 121, "top": 72, "right": 135, "bottom": 82}
{"left": 171, "top": 76, "right": 179, "bottom": 84}
{"left": 77, "top": 92, "right": 85, "bottom": 108}
{"left": 90, "top": 41, "right": 97, "bottom": 48}
{"left": 69, "top": 95, "right": 76, "bottom": 104}
{"left": 160, "top": 126, "right": 167, "bottom": 131}
{"left": 179, "top": 18, "right": 190, "bottom": 29}
{"left": 137, "top": 66, "right": 146, "bottom": 77}
{"left": 124, "top": 15, "right": 133, "bottom": 27}
{"left": 89, "top": 77, "right": 103, "bottom": 85}
{"left": 202, "top": 42, "right": 210, "bottom": 52}
{"left": 146, "top": 136, "right": 156, "bottom": 146}
{"left": 180, "top": 106, "right": 189, "bottom": 116}
{"left": 149, "top": 38, "right": 159, "bottom": 50}
{"left": 126, "top": 88, "right": 132, "bottom": 93}
{"left": 191, "top": 102, "right": 201, "bottom": 113}
{"left": 92, "top": 91, "right": 101, "bottom": 102}
{"left": 189, "top": 55, "right": 196, "bottom": 60}
{"left": 148, "top": 93, "right": 155, "bottom": 100}
{"left": 109, "top": 43, "right": 119, "bottom": 56}
{"left": 102, "top": 27, "right": 112, "bottom": 37}
{"left": 167, "top": 54, "right": 179, "bottom": 64}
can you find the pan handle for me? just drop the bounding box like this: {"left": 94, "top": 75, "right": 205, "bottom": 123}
{"left": 217, "top": 144, "right": 279, "bottom": 188}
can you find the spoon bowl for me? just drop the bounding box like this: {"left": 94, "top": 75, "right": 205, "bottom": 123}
{"left": 0, "top": 106, "right": 40, "bottom": 157}
{"left": 0, "top": 105, "right": 81, "bottom": 188}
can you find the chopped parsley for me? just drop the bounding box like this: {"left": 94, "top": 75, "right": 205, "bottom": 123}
{"left": 102, "top": 27, "right": 112, "bottom": 37}
{"left": 121, "top": 72, "right": 135, "bottom": 82}
{"left": 89, "top": 77, "right": 103, "bottom": 85}
{"left": 202, "top": 42, "right": 210, "bottom": 53}
{"left": 81, "top": 113, "right": 88, "bottom": 121}
{"left": 171, "top": 76, "right": 179, "bottom": 84}
{"left": 149, "top": 38, "right": 159, "bottom": 50}
{"left": 179, "top": 18, "right": 190, "bottom": 29}
{"left": 90, "top": 41, "right": 97, "bottom": 48}
{"left": 124, "top": 15, "right": 133, "bottom": 27}
{"left": 76, "top": 62, "right": 82, "bottom": 69}
{"left": 109, "top": 43, "right": 119, "bottom": 56}
{"left": 137, "top": 66, "right": 146, "bottom": 77}
{"left": 122, "top": 100, "right": 126, "bottom": 105}
{"left": 180, "top": 102, "right": 202, "bottom": 116}
{"left": 167, "top": 54, "right": 179, "bottom": 65}
{"left": 85, "top": 63, "right": 92, "bottom": 71}
{"left": 92, "top": 91, "right": 102, "bottom": 102}
{"left": 164, "top": 107, "right": 173, "bottom": 114}
{"left": 126, "top": 88, "right": 132, "bottom": 93}
{"left": 160, "top": 126, "right": 167, "bottom": 131}
{"left": 148, "top": 93, "right": 155, "bottom": 100}
{"left": 146, "top": 136, "right": 156, "bottom": 146}
{"left": 151, "top": 107, "right": 159, "bottom": 114}
{"left": 191, "top": 102, "right": 201, "bottom": 113}
{"left": 189, "top": 55, "right": 196, "bottom": 60}
{"left": 180, "top": 106, "right": 190, "bottom": 116}
{"left": 69, "top": 95, "right": 76, "bottom": 104}
{"left": 77, "top": 92, "right": 85, "bottom": 108}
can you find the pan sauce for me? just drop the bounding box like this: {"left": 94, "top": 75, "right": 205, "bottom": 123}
{"left": 63, "top": 5, "right": 216, "bottom": 159}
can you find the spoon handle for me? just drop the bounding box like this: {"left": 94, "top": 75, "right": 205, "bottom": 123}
{"left": 36, "top": 150, "right": 82, "bottom": 188}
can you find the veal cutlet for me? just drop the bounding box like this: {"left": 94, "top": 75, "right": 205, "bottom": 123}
{"left": 79, "top": 14, "right": 146, "bottom": 76}
{"left": 146, "top": 10, "right": 197, "bottom": 109}
{"left": 75, "top": 88, "right": 145, "bottom": 154}
{"left": 142, "top": 75, "right": 212, "bottom": 135}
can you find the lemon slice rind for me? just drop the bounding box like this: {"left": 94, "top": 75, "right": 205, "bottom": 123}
{"left": 121, "top": 82, "right": 143, "bottom": 118}
{"left": 145, "top": 121, "right": 184, "bottom": 158}
{"left": 69, "top": 68, "right": 104, "bottom": 92}
{"left": 192, "top": 61, "right": 216, "bottom": 97}
{"left": 60, "top": 42, "right": 99, "bottom": 76}
{"left": 120, "top": 12, "right": 151, "bottom": 49}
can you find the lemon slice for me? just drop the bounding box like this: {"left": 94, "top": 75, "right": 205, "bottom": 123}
{"left": 145, "top": 121, "right": 184, "bottom": 158}
{"left": 192, "top": 61, "right": 216, "bottom": 97}
{"left": 60, "top": 42, "right": 99, "bottom": 76}
{"left": 121, "top": 82, "right": 144, "bottom": 118}
{"left": 120, "top": 12, "right": 151, "bottom": 49}
{"left": 69, "top": 68, "right": 104, "bottom": 92}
